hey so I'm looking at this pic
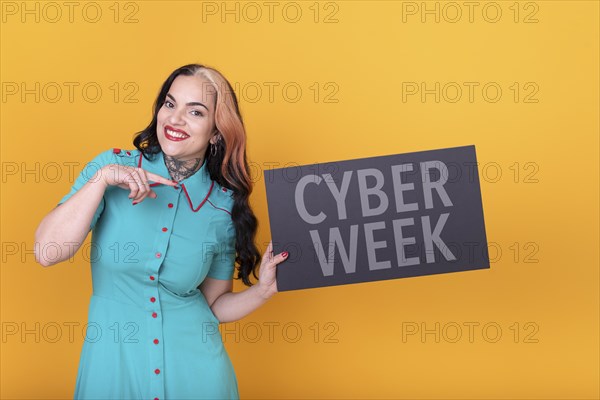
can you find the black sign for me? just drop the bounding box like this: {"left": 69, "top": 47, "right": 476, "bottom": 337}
{"left": 264, "top": 145, "right": 489, "bottom": 291}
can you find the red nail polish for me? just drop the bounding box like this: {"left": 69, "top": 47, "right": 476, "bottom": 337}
{"left": 281, "top": 251, "right": 288, "bottom": 258}
{"left": 132, "top": 201, "right": 138, "bottom": 205}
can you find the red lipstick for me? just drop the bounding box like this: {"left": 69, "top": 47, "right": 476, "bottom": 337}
{"left": 164, "top": 125, "right": 190, "bottom": 141}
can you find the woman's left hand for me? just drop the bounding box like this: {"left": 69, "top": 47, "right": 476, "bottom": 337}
{"left": 257, "top": 241, "right": 288, "bottom": 299}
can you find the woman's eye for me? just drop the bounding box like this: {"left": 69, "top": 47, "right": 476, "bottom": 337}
{"left": 191, "top": 110, "right": 203, "bottom": 117}
{"left": 164, "top": 100, "right": 174, "bottom": 108}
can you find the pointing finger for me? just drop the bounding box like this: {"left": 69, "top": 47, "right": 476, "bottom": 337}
{"left": 147, "top": 172, "right": 178, "bottom": 186}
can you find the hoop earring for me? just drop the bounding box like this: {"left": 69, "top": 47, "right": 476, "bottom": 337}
{"left": 210, "top": 133, "right": 222, "bottom": 158}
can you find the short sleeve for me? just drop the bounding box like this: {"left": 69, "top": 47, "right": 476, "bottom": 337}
{"left": 57, "top": 149, "right": 113, "bottom": 232}
{"left": 206, "top": 219, "right": 237, "bottom": 280}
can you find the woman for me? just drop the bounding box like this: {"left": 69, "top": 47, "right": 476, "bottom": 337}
{"left": 34, "top": 63, "right": 288, "bottom": 399}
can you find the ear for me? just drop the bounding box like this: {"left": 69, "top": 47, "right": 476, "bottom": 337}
{"left": 210, "top": 131, "right": 220, "bottom": 144}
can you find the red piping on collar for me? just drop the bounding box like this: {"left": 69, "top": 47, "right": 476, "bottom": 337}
{"left": 182, "top": 181, "right": 214, "bottom": 212}
{"left": 137, "top": 151, "right": 214, "bottom": 212}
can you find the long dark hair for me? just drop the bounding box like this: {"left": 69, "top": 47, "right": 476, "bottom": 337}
{"left": 133, "top": 64, "right": 261, "bottom": 286}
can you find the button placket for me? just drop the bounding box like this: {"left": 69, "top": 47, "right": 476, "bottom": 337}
{"left": 148, "top": 304, "right": 164, "bottom": 399}
{"left": 147, "top": 186, "right": 180, "bottom": 400}
{"left": 147, "top": 270, "right": 164, "bottom": 400}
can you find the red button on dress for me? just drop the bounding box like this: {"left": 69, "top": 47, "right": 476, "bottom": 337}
{"left": 154, "top": 368, "right": 160, "bottom": 374}
{"left": 155, "top": 252, "right": 161, "bottom": 258}
{"left": 161, "top": 227, "right": 168, "bottom": 232}
{"left": 149, "top": 275, "right": 155, "bottom": 281}
{"left": 150, "top": 297, "right": 156, "bottom": 303}
{"left": 126, "top": 151, "right": 131, "bottom": 156}
{"left": 112, "top": 148, "right": 120, "bottom": 154}
{"left": 153, "top": 339, "right": 159, "bottom": 344}
{"left": 167, "top": 203, "right": 173, "bottom": 208}
{"left": 154, "top": 398, "right": 159, "bottom": 400}
{"left": 152, "top": 312, "right": 157, "bottom": 318}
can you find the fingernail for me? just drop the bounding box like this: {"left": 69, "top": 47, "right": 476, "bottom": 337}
{"left": 281, "top": 251, "right": 288, "bottom": 258}
{"left": 132, "top": 201, "right": 138, "bottom": 206}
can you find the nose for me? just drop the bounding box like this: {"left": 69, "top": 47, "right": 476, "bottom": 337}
{"left": 167, "top": 106, "right": 185, "bottom": 125}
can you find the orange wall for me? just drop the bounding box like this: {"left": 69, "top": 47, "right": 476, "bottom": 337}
{"left": 1, "top": 1, "right": 598, "bottom": 398}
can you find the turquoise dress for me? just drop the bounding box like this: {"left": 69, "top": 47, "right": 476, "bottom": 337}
{"left": 58, "top": 148, "right": 239, "bottom": 400}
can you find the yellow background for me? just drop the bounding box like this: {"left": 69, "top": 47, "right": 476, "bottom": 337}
{"left": 1, "top": 0, "right": 598, "bottom": 398}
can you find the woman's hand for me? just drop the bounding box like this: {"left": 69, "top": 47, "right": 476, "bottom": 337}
{"left": 95, "top": 164, "right": 178, "bottom": 204}
{"left": 257, "top": 241, "right": 288, "bottom": 299}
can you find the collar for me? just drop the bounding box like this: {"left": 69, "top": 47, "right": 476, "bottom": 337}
{"left": 137, "top": 150, "right": 214, "bottom": 212}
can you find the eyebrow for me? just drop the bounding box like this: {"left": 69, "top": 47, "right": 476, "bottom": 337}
{"left": 166, "top": 93, "right": 209, "bottom": 111}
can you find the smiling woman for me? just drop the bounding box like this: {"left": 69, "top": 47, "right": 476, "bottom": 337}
{"left": 157, "top": 75, "right": 219, "bottom": 163}
{"left": 33, "top": 64, "right": 290, "bottom": 400}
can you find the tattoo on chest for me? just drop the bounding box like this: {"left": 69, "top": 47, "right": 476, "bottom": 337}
{"left": 163, "top": 155, "right": 203, "bottom": 182}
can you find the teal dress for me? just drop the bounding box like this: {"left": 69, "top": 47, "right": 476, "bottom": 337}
{"left": 58, "top": 148, "right": 239, "bottom": 400}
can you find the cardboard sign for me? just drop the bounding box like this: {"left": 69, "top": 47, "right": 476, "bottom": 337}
{"left": 264, "top": 145, "right": 489, "bottom": 291}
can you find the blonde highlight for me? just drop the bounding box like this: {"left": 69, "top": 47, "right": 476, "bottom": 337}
{"left": 192, "top": 67, "right": 252, "bottom": 194}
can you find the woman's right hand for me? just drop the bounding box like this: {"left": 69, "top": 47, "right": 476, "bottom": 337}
{"left": 96, "top": 164, "right": 178, "bottom": 204}
{"left": 34, "top": 164, "right": 179, "bottom": 267}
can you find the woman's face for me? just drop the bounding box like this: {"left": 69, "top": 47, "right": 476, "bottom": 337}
{"left": 156, "top": 74, "right": 218, "bottom": 161}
